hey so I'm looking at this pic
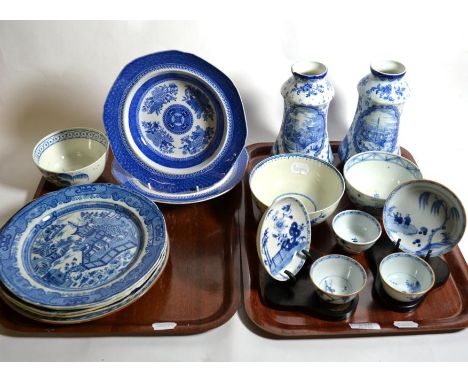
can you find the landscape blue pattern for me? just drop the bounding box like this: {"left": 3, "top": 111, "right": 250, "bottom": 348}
{"left": 261, "top": 203, "right": 308, "bottom": 276}
{"left": 111, "top": 148, "right": 249, "bottom": 204}
{"left": 44, "top": 172, "right": 90, "bottom": 187}
{"left": 129, "top": 72, "right": 222, "bottom": 168}
{"left": 103, "top": 51, "right": 247, "bottom": 193}
{"left": 0, "top": 184, "right": 167, "bottom": 308}
{"left": 384, "top": 190, "right": 462, "bottom": 256}
{"left": 281, "top": 106, "right": 326, "bottom": 156}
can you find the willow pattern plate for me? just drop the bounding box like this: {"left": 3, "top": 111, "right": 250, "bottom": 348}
{"left": 0, "top": 184, "right": 167, "bottom": 309}
{"left": 104, "top": 50, "right": 247, "bottom": 193}
{"left": 111, "top": 148, "right": 248, "bottom": 204}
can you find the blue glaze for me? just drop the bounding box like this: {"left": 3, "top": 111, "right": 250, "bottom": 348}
{"left": 0, "top": 184, "right": 167, "bottom": 308}
{"left": 104, "top": 50, "right": 247, "bottom": 193}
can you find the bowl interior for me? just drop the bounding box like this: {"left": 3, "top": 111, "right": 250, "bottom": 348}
{"left": 35, "top": 133, "right": 108, "bottom": 172}
{"left": 345, "top": 152, "right": 422, "bottom": 201}
{"left": 250, "top": 155, "right": 344, "bottom": 214}
{"left": 384, "top": 180, "right": 466, "bottom": 257}
{"left": 310, "top": 255, "right": 366, "bottom": 295}
{"left": 333, "top": 211, "right": 381, "bottom": 244}
{"left": 380, "top": 253, "right": 434, "bottom": 293}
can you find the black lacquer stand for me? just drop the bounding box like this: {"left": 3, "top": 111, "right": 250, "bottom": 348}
{"left": 367, "top": 236, "right": 451, "bottom": 312}
{"left": 262, "top": 250, "right": 359, "bottom": 321}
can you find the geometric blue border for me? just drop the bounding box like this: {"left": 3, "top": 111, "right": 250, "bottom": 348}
{"left": 103, "top": 50, "right": 247, "bottom": 193}
{"left": 0, "top": 184, "right": 167, "bottom": 308}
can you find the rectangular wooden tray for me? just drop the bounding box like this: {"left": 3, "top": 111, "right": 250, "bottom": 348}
{"left": 240, "top": 142, "right": 468, "bottom": 338}
{"left": 0, "top": 152, "right": 241, "bottom": 336}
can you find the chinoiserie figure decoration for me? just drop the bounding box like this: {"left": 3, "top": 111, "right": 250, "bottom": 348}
{"left": 338, "top": 60, "right": 410, "bottom": 162}
{"left": 272, "top": 61, "right": 334, "bottom": 164}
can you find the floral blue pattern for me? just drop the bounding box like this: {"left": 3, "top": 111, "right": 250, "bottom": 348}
{"left": 182, "top": 85, "right": 214, "bottom": 121}
{"left": 0, "top": 184, "right": 167, "bottom": 308}
{"left": 142, "top": 121, "right": 176, "bottom": 154}
{"left": 141, "top": 83, "right": 178, "bottom": 115}
{"left": 180, "top": 125, "right": 214, "bottom": 155}
{"left": 292, "top": 81, "right": 325, "bottom": 97}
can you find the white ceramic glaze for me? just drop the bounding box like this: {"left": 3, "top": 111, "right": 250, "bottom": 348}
{"left": 309, "top": 254, "right": 367, "bottom": 304}
{"left": 332, "top": 210, "right": 382, "bottom": 254}
{"left": 383, "top": 180, "right": 466, "bottom": 257}
{"left": 33, "top": 128, "right": 109, "bottom": 187}
{"left": 344, "top": 151, "right": 422, "bottom": 213}
{"left": 249, "top": 154, "right": 345, "bottom": 225}
{"left": 379, "top": 252, "right": 435, "bottom": 302}
{"left": 256, "top": 196, "right": 311, "bottom": 281}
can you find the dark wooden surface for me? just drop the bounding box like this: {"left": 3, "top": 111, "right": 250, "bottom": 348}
{"left": 0, "top": 152, "right": 241, "bottom": 336}
{"left": 240, "top": 142, "right": 468, "bottom": 338}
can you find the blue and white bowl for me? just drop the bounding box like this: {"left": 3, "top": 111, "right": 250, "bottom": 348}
{"left": 33, "top": 128, "right": 109, "bottom": 187}
{"left": 257, "top": 196, "right": 311, "bottom": 281}
{"left": 332, "top": 210, "right": 382, "bottom": 254}
{"left": 383, "top": 180, "right": 466, "bottom": 257}
{"left": 379, "top": 252, "right": 435, "bottom": 302}
{"left": 309, "top": 254, "right": 367, "bottom": 304}
{"left": 344, "top": 151, "right": 422, "bottom": 213}
{"left": 250, "top": 154, "right": 345, "bottom": 226}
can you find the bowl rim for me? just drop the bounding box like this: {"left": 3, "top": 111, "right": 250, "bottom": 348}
{"left": 32, "top": 127, "right": 109, "bottom": 174}
{"left": 309, "top": 254, "right": 367, "bottom": 297}
{"left": 249, "top": 153, "right": 345, "bottom": 215}
{"left": 379, "top": 252, "right": 435, "bottom": 296}
{"left": 343, "top": 151, "right": 422, "bottom": 203}
{"left": 382, "top": 179, "right": 467, "bottom": 256}
{"left": 332, "top": 209, "right": 382, "bottom": 246}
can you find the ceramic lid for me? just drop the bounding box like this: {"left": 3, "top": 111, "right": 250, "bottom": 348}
{"left": 256, "top": 196, "right": 311, "bottom": 281}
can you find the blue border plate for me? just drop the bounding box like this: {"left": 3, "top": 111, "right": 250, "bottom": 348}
{"left": 111, "top": 148, "right": 249, "bottom": 204}
{"left": 0, "top": 184, "right": 167, "bottom": 309}
{"left": 103, "top": 50, "right": 247, "bottom": 193}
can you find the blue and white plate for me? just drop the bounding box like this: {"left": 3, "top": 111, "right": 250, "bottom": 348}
{"left": 104, "top": 50, "right": 247, "bottom": 193}
{"left": 111, "top": 148, "right": 249, "bottom": 204}
{"left": 0, "top": 184, "right": 167, "bottom": 309}
{"left": 383, "top": 180, "right": 466, "bottom": 257}
{"left": 257, "top": 196, "right": 311, "bottom": 281}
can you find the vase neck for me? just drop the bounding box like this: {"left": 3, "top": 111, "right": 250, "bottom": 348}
{"left": 292, "top": 61, "right": 328, "bottom": 80}
{"left": 370, "top": 60, "right": 406, "bottom": 80}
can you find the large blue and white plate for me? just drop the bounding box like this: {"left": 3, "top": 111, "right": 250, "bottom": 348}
{"left": 111, "top": 148, "right": 249, "bottom": 204}
{"left": 0, "top": 184, "right": 167, "bottom": 309}
{"left": 104, "top": 50, "right": 247, "bottom": 193}
{"left": 383, "top": 180, "right": 466, "bottom": 257}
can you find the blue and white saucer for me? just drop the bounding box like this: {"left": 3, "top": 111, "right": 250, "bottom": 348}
{"left": 111, "top": 148, "right": 248, "bottom": 204}
{"left": 383, "top": 180, "right": 466, "bottom": 257}
{"left": 104, "top": 50, "right": 247, "bottom": 193}
{"left": 257, "top": 196, "right": 312, "bottom": 281}
{"left": 0, "top": 184, "right": 167, "bottom": 309}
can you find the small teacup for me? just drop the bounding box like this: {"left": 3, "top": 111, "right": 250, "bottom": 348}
{"left": 379, "top": 252, "right": 435, "bottom": 302}
{"left": 332, "top": 210, "right": 382, "bottom": 254}
{"left": 309, "top": 254, "right": 367, "bottom": 304}
{"left": 33, "top": 128, "right": 109, "bottom": 187}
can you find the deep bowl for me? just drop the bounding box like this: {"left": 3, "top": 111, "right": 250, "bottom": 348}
{"left": 379, "top": 252, "right": 435, "bottom": 302}
{"left": 344, "top": 151, "right": 422, "bottom": 213}
{"left": 332, "top": 210, "right": 382, "bottom": 254}
{"left": 383, "top": 179, "right": 466, "bottom": 257}
{"left": 33, "top": 128, "right": 109, "bottom": 187}
{"left": 249, "top": 154, "right": 345, "bottom": 225}
{"left": 309, "top": 254, "right": 367, "bottom": 304}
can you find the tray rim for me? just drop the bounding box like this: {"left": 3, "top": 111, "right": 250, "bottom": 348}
{"left": 240, "top": 141, "right": 468, "bottom": 339}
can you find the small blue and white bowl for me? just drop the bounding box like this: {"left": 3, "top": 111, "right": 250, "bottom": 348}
{"left": 344, "top": 151, "right": 422, "bottom": 213}
{"left": 33, "top": 128, "right": 109, "bottom": 187}
{"left": 250, "top": 153, "right": 345, "bottom": 225}
{"left": 332, "top": 210, "right": 382, "bottom": 254}
{"left": 379, "top": 252, "right": 435, "bottom": 302}
{"left": 309, "top": 254, "right": 367, "bottom": 304}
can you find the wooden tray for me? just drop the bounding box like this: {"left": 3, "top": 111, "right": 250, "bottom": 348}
{"left": 0, "top": 152, "right": 241, "bottom": 336}
{"left": 240, "top": 142, "right": 468, "bottom": 338}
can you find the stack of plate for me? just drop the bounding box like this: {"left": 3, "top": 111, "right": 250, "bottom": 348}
{"left": 0, "top": 184, "right": 168, "bottom": 324}
{"left": 104, "top": 50, "right": 248, "bottom": 204}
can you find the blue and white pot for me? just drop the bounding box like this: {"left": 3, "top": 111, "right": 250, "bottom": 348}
{"left": 338, "top": 60, "right": 410, "bottom": 162}
{"left": 272, "top": 61, "right": 334, "bottom": 164}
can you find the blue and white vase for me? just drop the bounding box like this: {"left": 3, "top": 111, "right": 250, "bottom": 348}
{"left": 272, "top": 61, "right": 334, "bottom": 164}
{"left": 338, "top": 60, "right": 410, "bottom": 162}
